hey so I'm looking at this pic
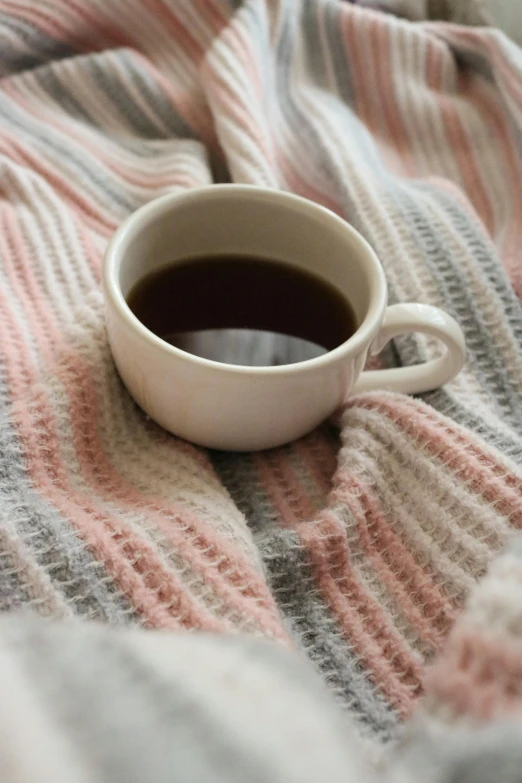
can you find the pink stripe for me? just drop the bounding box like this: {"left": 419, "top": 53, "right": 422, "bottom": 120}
{"left": 299, "top": 509, "right": 422, "bottom": 715}
{"left": 0, "top": 284, "right": 204, "bottom": 628}
{"left": 195, "top": 0, "right": 227, "bottom": 32}
{"left": 129, "top": 51, "right": 217, "bottom": 145}
{"left": 426, "top": 34, "right": 495, "bottom": 233}
{"left": 294, "top": 429, "right": 339, "bottom": 498}
{"left": 266, "top": 450, "right": 318, "bottom": 520}
{"left": 253, "top": 453, "right": 304, "bottom": 527}
{"left": 3, "top": 77, "right": 208, "bottom": 197}
{"left": 335, "top": 472, "right": 455, "bottom": 647}
{"left": 425, "top": 626, "right": 522, "bottom": 720}
{"left": 57, "top": 349, "right": 287, "bottom": 639}
{"left": 0, "top": 208, "right": 244, "bottom": 633}
{"left": 2, "top": 297, "right": 229, "bottom": 632}
{"left": 4, "top": 193, "right": 284, "bottom": 638}
{"left": 4, "top": 0, "right": 218, "bottom": 144}
{"left": 51, "top": 0, "right": 134, "bottom": 50}
{"left": 340, "top": 7, "right": 400, "bottom": 171}
{"left": 97, "top": 0, "right": 204, "bottom": 60}
{"left": 254, "top": 452, "right": 420, "bottom": 715}
{"left": 1, "top": 200, "right": 286, "bottom": 639}
{"left": 0, "top": 112, "right": 117, "bottom": 233}
{"left": 75, "top": 216, "right": 102, "bottom": 281}
{"left": 3, "top": 155, "right": 100, "bottom": 286}
{"left": 278, "top": 153, "right": 341, "bottom": 214}
{"left": 370, "top": 15, "right": 416, "bottom": 175}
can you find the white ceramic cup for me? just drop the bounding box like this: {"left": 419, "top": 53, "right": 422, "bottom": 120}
{"left": 103, "top": 185, "right": 465, "bottom": 451}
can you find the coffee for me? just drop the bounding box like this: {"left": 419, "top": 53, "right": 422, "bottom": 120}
{"left": 126, "top": 254, "right": 357, "bottom": 366}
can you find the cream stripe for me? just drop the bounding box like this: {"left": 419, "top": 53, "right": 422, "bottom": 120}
{"left": 344, "top": 406, "right": 516, "bottom": 550}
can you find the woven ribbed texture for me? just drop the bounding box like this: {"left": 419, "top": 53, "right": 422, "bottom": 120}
{"left": 1, "top": 0, "right": 522, "bottom": 757}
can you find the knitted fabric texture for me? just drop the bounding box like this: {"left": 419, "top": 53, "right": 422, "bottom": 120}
{"left": 0, "top": 0, "right": 522, "bottom": 778}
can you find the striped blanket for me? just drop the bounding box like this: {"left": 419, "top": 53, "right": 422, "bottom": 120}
{"left": 1, "top": 0, "right": 522, "bottom": 780}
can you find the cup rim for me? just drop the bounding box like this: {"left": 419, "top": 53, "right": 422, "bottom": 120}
{"left": 103, "top": 185, "right": 388, "bottom": 376}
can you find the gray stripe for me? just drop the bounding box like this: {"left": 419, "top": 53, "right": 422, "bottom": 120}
{"left": 225, "top": 0, "right": 246, "bottom": 10}
{"left": 448, "top": 45, "right": 495, "bottom": 82}
{"left": 301, "top": 0, "right": 357, "bottom": 106}
{"left": 387, "top": 184, "right": 522, "bottom": 432}
{"left": 0, "top": 530, "right": 34, "bottom": 609}
{"left": 13, "top": 59, "right": 184, "bottom": 161}
{"left": 211, "top": 451, "right": 279, "bottom": 533}
{"left": 257, "top": 524, "right": 398, "bottom": 740}
{"left": 271, "top": 7, "right": 522, "bottom": 458}
{"left": 0, "top": 86, "right": 134, "bottom": 213}
{"left": 324, "top": 1, "right": 357, "bottom": 105}
{"left": 34, "top": 63, "right": 98, "bottom": 125}
{"left": 118, "top": 50, "right": 197, "bottom": 139}
{"left": 274, "top": 8, "right": 385, "bottom": 228}
{"left": 0, "top": 15, "right": 76, "bottom": 77}
{"left": 211, "top": 451, "right": 398, "bottom": 739}
{"left": 301, "top": 0, "right": 330, "bottom": 90}
{"left": 426, "top": 389, "right": 522, "bottom": 465}
{"left": 88, "top": 55, "right": 171, "bottom": 139}
{"left": 5, "top": 618, "right": 371, "bottom": 783}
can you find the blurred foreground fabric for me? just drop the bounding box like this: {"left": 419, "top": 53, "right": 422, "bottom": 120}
{"left": 1, "top": 0, "right": 522, "bottom": 779}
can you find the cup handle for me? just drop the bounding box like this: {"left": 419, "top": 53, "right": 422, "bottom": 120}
{"left": 352, "top": 303, "right": 466, "bottom": 395}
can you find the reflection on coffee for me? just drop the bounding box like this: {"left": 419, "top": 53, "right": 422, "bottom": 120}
{"left": 126, "top": 254, "right": 357, "bottom": 366}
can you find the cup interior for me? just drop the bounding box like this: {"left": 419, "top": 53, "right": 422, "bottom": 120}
{"left": 112, "top": 186, "right": 385, "bottom": 340}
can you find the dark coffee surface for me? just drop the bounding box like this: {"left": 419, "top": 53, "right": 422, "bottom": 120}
{"left": 126, "top": 255, "right": 357, "bottom": 366}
